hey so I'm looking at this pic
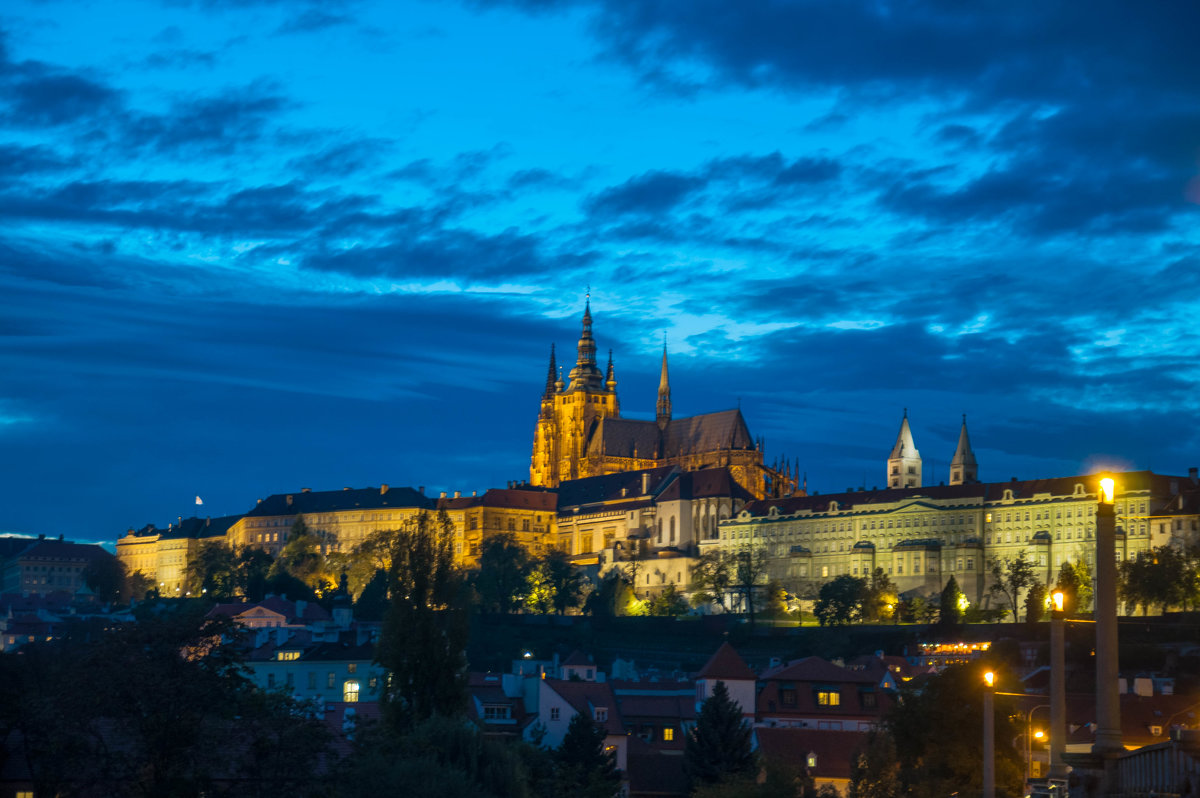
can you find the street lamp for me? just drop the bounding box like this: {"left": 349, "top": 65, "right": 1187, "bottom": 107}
{"left": 983, "top": 670, "right": 995, "bottom": 798}
{"left": 1093, "top": 474, "right": 1122, "bottom": 755}
{"left": 1049, "top": 590, "right": 1068, "bottom": 782}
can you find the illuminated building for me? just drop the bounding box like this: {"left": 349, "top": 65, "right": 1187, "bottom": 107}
{"left": 711, "top": 418, "right": 1200, "bottom": 609}
{"left": 436, "top": 487, "right": 557, "bottom": 566}
{"left": 116, "top": 515, "right": 241, "bottom": 595}
{"left": 529, "top": 301, "right": 794, "bottom": 500}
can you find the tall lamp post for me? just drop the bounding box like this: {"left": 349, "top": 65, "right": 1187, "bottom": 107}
{"left": 1049, "top": 590, "right": 1068, "bottom": 782}
{"left": 1093, "top": 476, "right": 1123, "bottom": 755}
{"left": 984, "top": 670, "right": 995, "bottom": 798}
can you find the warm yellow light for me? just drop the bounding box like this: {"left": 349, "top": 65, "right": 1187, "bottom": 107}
{"left": 1100, "top": 477, "right": 1115, "bottom": 503}
{"left": 984, "top": 671, "right": 994, "bottom": 687}
{"left": 1052, "top": 591, "right": 1065, "bottom": 612}
{"left": 1033, "top": 730, "right": 1045, "bottom": 740}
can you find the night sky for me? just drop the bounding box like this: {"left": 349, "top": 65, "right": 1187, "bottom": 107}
{"left": 3, "top": 1, "right": 1200, "bottom": 545}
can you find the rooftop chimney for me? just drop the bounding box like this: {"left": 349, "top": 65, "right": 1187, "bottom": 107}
{"left": 1190, "top": 467, "right": 1198, "bottom": 485}
{"left": 380, "top": 484, "right": 389, "bottom": 495}
{"left": 642, "top": 472, "right": 650, "bottom": 494}
{"left": 286, "top": 495, "right": 293, "bottom": 506}
{"left": 301, "top": 487, "right": 311, "bottom": 493}
{"left": 472, "top": 491, "right": 477, "bottom": 497}
{"left": 453, "top": 491, "right": 461, "bottom": 499}
{"left": 418, "top": 486, "right": 424, "bottom": 495}
{"left": 440, "top": 492, "right": 447, "bottom": 499}
{"left": 343, "top": 487, "right": 351, "bottom": 491}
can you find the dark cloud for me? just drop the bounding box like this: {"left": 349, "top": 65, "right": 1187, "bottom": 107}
{"left": 0, "top": 143, "right": 77, "bottom": 177}
{"left": 121, "top": 82, "right": 293, "bottom": 157}
{"left": 276, "top": 9, "right": 355, "bottom": 34}
{"left": 141, "top": 49, "right": 219, "bottom": 70}
{"left": 585, "top": 169, "right": 704, "bottom": 218}
{"left": 0, "top": 60, "right": 122, "bottom": 128}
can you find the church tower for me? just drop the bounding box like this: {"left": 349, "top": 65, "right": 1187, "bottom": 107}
{"left": 888, "top": 410, "right": 922, "bottom": 489}
{"left": 948, "top": 414, "right": 978, "bottom": 485}
{"left": 529, "top": 300, "right": 621, "bottom": 487}
{"left": 656, "top": 343, "right": 671, "bottom": 429}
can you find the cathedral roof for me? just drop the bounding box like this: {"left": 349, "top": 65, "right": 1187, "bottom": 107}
{"left": 889, "top": 411, "right": 919, "bottom": 460}
{"left": 585, "top": 409, "right": 755, "bottom": 460}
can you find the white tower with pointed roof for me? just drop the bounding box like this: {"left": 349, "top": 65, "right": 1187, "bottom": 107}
{"left": 888, "top": 410, "right": 922, "bottom": 489}
{"left": 949, "top": 414, "right": 978, "bottom": 485}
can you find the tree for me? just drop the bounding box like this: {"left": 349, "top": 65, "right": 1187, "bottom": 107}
{"left": 815, "top": 574, "right": 867, "bottom": 626}
{"left": 474, "top": 533, "right": 531, "bottom": 613}
{"left": 545, "top": 549, "right": 585, "bottom": 614}
{"left": 648, "top": 584, "right": 689, "bottom": 616}
{"left": 1054, "top": 557, "right": 1093, "bottom": 613}
{"left": 887, "top": 665, "right": 1023, "bottom": 798}
{"left": 239, "top": 546, "right": 274, "bottom": 601}
{"left": 376, "top": 510, "right": 469, "bottom": 729}
{"left": 862, "top": 568, "right": 898, "bottom": 623}
{"left": 986, "top": 550, "right": 1036, "bottom": 622}
{"left": 690, "top": 550, "right": 733, "bottom": 611}
{"left": 556, "top": 711, "right": 621, "bottom": 798}
{"left": 849, "top": 729, "right": 900, "bottom": 798}
{"left": 125, "top": 569, "right": 155, "bottom": 603}
{"left": 271, "top": 516, "right": 334, "bottom": 595}
{"left": 764, "top": 579, "right": 789, "bottom": 620}
{"left": 1024, "top": 581, "right": 1047, "bottom": 625}
{"left": 938, "top": 575, "right": 964, "bottom": 626}
{"left": 1119, "top": 546, "right": 1193, "bottom": 615}
{"left": 354, "top": 568, "right": 390, "bottom": 621}
{"left": 83, "top": 554, "right": 127, "bottom": 604}
{"left": 183, "top": 540, "right": 240, "bottom": 599}
{"left": 685, "top": 681, "right": 756, "bottom": 787}
{"left": 729, "top": 548, "right": 770, "bottom": 626}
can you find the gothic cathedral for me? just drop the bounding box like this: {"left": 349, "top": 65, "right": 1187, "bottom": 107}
{"left": 529, "top": 302, "right": 792, "bottom": 500}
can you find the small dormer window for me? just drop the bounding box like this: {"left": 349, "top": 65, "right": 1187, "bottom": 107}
{"left": 806, "top": 752, "right": 817, "bottom": 769}
{"left": 1150, "top": 725, "right": 1163, "bottom": 736}
{"left": 594, "top": 707, "right": 608, "bottom": 722}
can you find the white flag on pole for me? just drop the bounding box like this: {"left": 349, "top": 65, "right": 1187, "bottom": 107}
{"left": 195, "top": 496, "right": 203, "bottom": 505}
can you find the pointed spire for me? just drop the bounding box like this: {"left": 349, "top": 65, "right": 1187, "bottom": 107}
{"left": 566, "top": 296, "right": 604, "bottom": 390}
{"left": 656, "top": 340, "right": 672, "bottom": 428}
{"left": 543, "top": 344, "right": 557, "bottom": 398}
{"left": 888, "top": 410, "right": 922, "bottom": 489}
{"left": 949, "top": 413, "right": 978, "bottom": 485}
{"left": 605, "top": 349, "right": 616, "bottom": 387}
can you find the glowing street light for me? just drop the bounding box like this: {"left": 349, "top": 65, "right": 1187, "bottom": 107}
{"left": 1052, "top": 591, "right": 1064, "bottom": 613}
{"left": 1099, "top": 476, "right": 1115, "bottom": 504}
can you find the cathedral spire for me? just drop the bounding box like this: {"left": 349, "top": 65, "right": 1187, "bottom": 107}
{"left": 656, "top": 340, "right": 672, "bottom": 428}
{"left": 888, "top": 409, "right": 922, "bottom": 489}
{"left": 543, "top": 344, "right": 557, "bottom": 398}
{"left": 605, "top": 349, "right": 616, "bottom": 389}
{"left": 949, "top": 413, "right": 978, "bottom": 485}
{"left": 566, "top": 297, "right": 604, "bottom": 390}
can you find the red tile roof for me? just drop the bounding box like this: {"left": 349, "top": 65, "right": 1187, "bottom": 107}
{"left": 755, "top": 727, "right": 867, "bottom": 781}
{"left": 696, "top": 643, "right": 756, "bottom": 681}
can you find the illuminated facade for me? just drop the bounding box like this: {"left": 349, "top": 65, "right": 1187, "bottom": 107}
{"left": 437, "top": 487, "right": 557, "bottom": 567}
{"left": 226, "top": 484, "right": 435, "bottom": 557}
{"left": 711, "top": 454, "right": 1200, "bottom": 611}
{"left": 530, "top": 302, "right": 792, "bottom": 499}
{"left": 116, "top": 515, "right": 239, "bottom": 595}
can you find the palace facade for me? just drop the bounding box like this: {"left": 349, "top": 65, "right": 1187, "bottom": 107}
{"left": 705, "top": 413, "right": 1200, "bottom": 608}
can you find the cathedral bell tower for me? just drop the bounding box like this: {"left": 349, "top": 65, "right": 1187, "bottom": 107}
{"left": 949, "top": 414, "right": 978, "bottom": 485}
{"left": 529, "top": 299, "right": 621, "bottom": 487}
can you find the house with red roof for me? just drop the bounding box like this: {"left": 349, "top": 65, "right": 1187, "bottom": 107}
{"left": 757, "top": 656, "right": 895, "bottom": 731}
{"left": 695, "top": 642, "right": 757, "bottom": 720}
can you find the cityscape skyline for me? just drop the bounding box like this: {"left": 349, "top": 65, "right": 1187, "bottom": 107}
{"left": 2, "top": 1, "right": 1199, "bottom": 542}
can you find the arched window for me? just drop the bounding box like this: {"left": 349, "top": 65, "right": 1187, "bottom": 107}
{"left": 343, "top": 680, "right": 360, "bottom": 703}
{"left": 669, "top": 517, "right": 676, "bottom": 543}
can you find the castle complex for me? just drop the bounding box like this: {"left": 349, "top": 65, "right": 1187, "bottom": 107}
{"left": 114, "top": 302, "right": 1200, "bottom": 614}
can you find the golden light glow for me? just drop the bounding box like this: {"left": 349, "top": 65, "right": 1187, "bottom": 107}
{"left": 984, "top": 671, "right": 995, "bottom": 687}
{"left": 1052, "top": 591, "right": 1065, "bottom": 612}
{"left": 1033, "top": 730, "right": 1045, "bottom": 740}
{"left": 1100, "top": 477, "right": 1115, "bottom": 503}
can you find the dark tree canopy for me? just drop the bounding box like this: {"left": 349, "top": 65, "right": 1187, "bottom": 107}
{"left": 938, "top": 574, "right": 964, "bottom": 626}
{"left": 556, "top": 711, "right": 621, "bottom": 798}
{"left": 815, "top": 574, "right": 866, "bottom": 626}
{"left": 376, "top": 510, "right": 469, "bottom": 729}
{"left": 473, "top": 532, "right": 531, "bottom": 614}
{"left": 685, "top": 681, "right": 756, "bottom": 787}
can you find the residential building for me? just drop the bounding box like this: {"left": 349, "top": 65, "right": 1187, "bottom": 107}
{"left": 1, "top": 535, "right": 115, "bottom": 595}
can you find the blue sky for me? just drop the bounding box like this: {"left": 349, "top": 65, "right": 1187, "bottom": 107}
{"left": 2, "top": 0, "right": 1200, "bottom": 543}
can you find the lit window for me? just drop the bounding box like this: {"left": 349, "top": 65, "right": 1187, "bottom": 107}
{"left": 277, "top": 651, "right": 300, "bottom": 661}
{"left": 663, "top": 727, "right": 674, "bottom": 741}
{"left": 817, "top": 691, "right": 840, "bottom": 706}
{"left": 807, "top": 752, "right": 817, "bottom": 768}
{"left": 344, "top": 680, "right": 360, "bottom": 702}
{"left": 348, "top": 663, "right": 357, "bottom": 674}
